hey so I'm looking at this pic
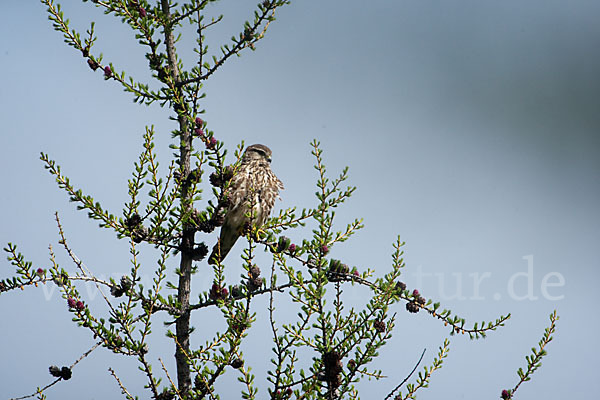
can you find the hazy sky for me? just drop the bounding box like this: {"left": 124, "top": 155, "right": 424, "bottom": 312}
{"left": 1, "top": 1, "right": 599, "bottom": 399}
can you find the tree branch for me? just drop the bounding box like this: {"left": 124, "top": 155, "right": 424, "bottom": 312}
{"left": 384, "top": 348, "right": 426, "bottom": 400}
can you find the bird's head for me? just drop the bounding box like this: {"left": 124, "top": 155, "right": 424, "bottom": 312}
{"left": 243, "top": 144, "right": 273, "bottom": 163}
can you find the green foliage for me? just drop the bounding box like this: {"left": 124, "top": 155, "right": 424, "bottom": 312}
{"left": 501, "top": 310, "right": 559, "bottom": 399}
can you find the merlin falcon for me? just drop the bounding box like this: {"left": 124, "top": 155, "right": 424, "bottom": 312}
{"left": 208, "top": 144, "right": 284, "bottom": 264}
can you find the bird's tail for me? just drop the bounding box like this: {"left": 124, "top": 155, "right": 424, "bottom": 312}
{"left": 208, "top": 225, "right": 240, "bottom": 265}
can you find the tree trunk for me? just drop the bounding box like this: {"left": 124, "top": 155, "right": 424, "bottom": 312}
{"left": 161, "top": 0, "right": 193, "bottom": 395}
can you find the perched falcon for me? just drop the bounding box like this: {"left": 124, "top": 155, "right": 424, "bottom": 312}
{"left": 208, "top": 144, "right": 284, "bottom": 264}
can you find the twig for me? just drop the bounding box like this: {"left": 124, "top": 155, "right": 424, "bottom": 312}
{"left": 55, "top": 212, "right": 160, "bottom": 397}
{"left": 508, "top": 310, "right": 559, "bottom": 398}
{"left": 384, "top": 348, "right": 426, "bottom": 400}
{"left": 9, "top": 341, "right": 102, "bottom": 400}
{"left": 9, "top": 379, "right": 61, "bottom": 400}
{"left": 172, "top": 0, "right": 212, "bottom": 24}
{"left": 178, "top": 1, "right": 283, "bottom": 85}
{"left": 55, "top": 212, "right": 122, "bottom": 322}
{"left": 109, "top": 367, "right": 136, "bottom": 400}
{"left": 159, "top": 358, "right": 183, "bottom": 399}
{"left": 71, "top": 341, "right": 102, "bottom": 368}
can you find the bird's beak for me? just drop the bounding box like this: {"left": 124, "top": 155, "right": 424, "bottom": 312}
{"left": 267, "top": 157, "right": 272, "bottom": 163}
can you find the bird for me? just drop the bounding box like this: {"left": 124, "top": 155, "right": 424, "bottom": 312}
{"left": 208, "top": 144, "right": 284, "bottom": 264}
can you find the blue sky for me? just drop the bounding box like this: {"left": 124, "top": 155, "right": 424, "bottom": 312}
{"left": 1, "top": 1, "right": 599, "bottom": 399}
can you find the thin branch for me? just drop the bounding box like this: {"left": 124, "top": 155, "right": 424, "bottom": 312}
{"left": 384, "top": 348, "right": 426, "bottom": 400}
{"left": 172, "top": 0, "right": 212, "bottom": 25}
{"left": 109, "top": 367, "right": 136, "bottom": 400}
{"left": 178, "top": 1, "right": 284, "bottom": 85}
{"left": 507, "top": 310, "right": 559, "bottom": 399}
{"left": 9, "top": 341, "right": 101, "bottom": 400}
{"left": 71, "top": 341, "right": 102, "bottom": 368}
{"left": 8, "top": 378, "right": 61, "bottom": 400}
{"left": 159, "top": 358, "right": 183, "bottom": 400}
